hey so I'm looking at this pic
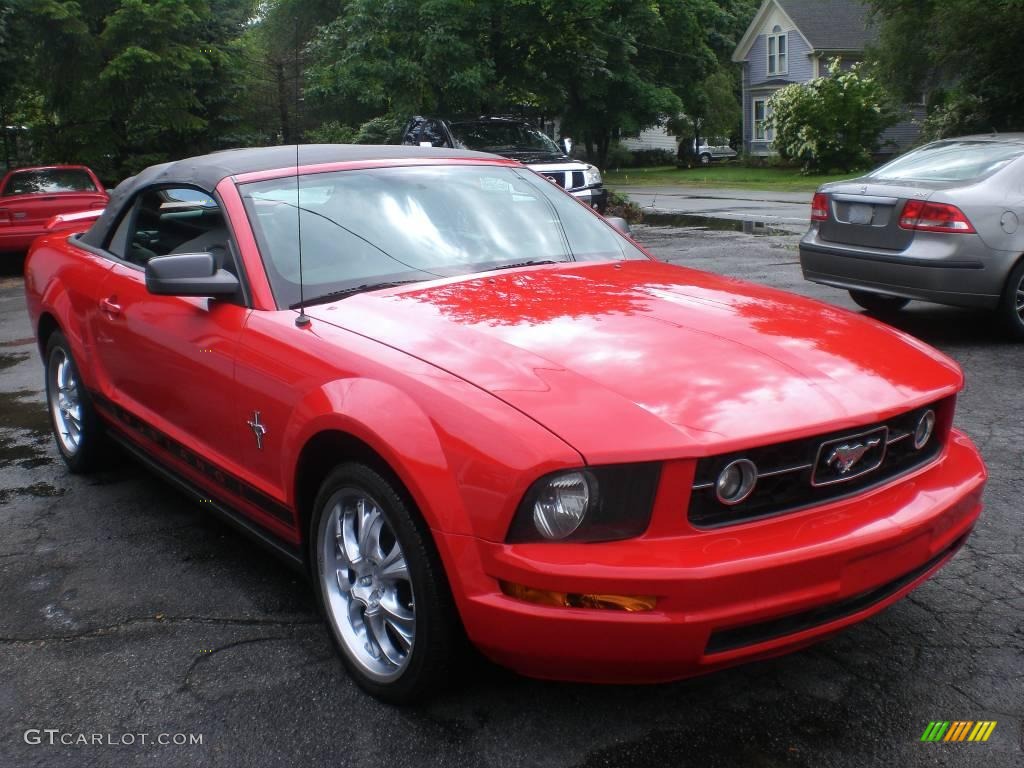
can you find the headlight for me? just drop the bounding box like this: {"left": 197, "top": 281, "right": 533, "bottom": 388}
{"left": 507, "top": 463, "right": 661, "bottom": 543}
{"left": 715, "top": 459, "right": 757, "bottom": 505}
{"left": 532, "top": 471, "right": 591, "bottom": 540}
{"left": 913, "top": 409, "right": 936, "bottom": 449}
{"left": 584, "top": 165, "right": 602, "bottom": 187}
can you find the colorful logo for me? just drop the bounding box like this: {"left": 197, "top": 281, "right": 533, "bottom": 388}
{"left": 920, "top": 721, "right": 997, "bottom": 742}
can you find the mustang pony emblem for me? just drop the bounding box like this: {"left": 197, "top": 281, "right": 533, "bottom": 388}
{"left": 827, "top": 437, "right": 882, "bottom": 474}
{"left": 247, "top": 411, "right": 267, "bottom": 450}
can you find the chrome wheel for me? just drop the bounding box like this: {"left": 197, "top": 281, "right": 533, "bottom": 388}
{"left": 1015, "top": 273, "right": 1024, "bottom": 324}
{"left": 48, "top": 348, "right": 83, "bottom": 455}
{"left": 318, "top": 489, "right": 415, "bottom": 682}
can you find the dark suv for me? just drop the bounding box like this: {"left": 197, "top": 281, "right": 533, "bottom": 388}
{"left": 401, "top": 116, "right": 607, "bottom": 212}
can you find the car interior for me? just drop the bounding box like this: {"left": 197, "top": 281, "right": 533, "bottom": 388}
{"left": 119, "top": 188, "right": 238, "bottom": 277}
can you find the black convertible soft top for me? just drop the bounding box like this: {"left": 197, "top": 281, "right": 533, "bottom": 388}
{"left": 79, "top": 144, "right": 501, "bottom": 248}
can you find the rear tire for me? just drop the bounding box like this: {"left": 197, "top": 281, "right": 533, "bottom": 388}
{"left": 45, "top": 331, "right": 105, "bottom": 473}
{"left": 849, "top": 290, "right": 910, "bottom": 315}
{"left": 997, "top": 258, "right": 1024, "bottom": 339}
{"left": 309, "top": 462, "right": 459, "bottom": 703}
{"left": 699, "top": 153, "right": 712, "bottom": 166}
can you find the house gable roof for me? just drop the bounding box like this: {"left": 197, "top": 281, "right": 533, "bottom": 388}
{"left": 732, "top": 0, "right": 873, "bottom": 62}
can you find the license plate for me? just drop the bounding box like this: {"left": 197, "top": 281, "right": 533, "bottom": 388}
{"left": 848, "top": 203, "right": 874, "bottom": 225}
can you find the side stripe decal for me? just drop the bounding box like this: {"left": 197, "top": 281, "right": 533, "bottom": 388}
{"left": 91, "top": 392, "right": 293, "bottom": 524}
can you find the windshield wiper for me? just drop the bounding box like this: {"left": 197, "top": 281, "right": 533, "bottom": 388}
{"left": 289, "top": 279, "right": 423, "bottom": 309}
{"left": 488, "top": 259, "right": 563, "bottom": 271}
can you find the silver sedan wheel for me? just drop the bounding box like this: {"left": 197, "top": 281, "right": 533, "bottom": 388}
{"left": 48, "top": 348, "right": 83, "bottom": 455}
{"left": 1015, "top": 273, "right": 1024, "bottom": 324}
{"left": 318, "top": 488, "right": 416, "bottom": 682}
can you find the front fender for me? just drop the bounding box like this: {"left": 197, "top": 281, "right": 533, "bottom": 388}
{"left": 283, "top": 374, "right": 582, "bottom": 540}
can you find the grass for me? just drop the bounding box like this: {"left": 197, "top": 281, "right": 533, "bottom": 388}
{"left": 604, "top": 164, "right": 861, "bottom": 193}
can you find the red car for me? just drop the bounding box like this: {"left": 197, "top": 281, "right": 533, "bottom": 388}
{"left": 24, "top": 146, "right": 986, "bottom": 702}
{"left": 0, "top": 165, "right": 108, "bottom": 253}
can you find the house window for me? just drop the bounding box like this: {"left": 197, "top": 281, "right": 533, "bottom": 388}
{"left": 753, "top": 99, "right": 772, "bottom": 142}
{"left": 767, "top": 26, "right": 787, "bottom": 75}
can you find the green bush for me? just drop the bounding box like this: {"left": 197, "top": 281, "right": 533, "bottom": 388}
{"left": 767, "top": 60, "right": 897, "bottom": 173}
{"left": 304, "top": 115, "right": 405, "bottom": 145}
{"left": 352, "top": 115, "right": 405, "bottom": 145}
{"left": 630, "top": 148, "right": 677, "bottom": 167}
{"left": 606, "top": 190, "right": 643, "bottom": 223}
{"left": 305, "top": 121, "right": 357, "bottom": 144}
{"left": 604, "top": 143, "right": 635, "bottom": 170}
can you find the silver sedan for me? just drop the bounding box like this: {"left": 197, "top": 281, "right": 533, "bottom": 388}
{"left": 800, "top": 135, "right": 1024, "bottom": 337}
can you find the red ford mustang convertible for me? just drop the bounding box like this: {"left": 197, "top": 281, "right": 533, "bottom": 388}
{"left": 24, "top": 146, "right": 986, "bottom": 701}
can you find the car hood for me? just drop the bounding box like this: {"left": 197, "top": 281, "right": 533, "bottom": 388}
{"left": 307, "top": 261, "right": 962, "bottom": 463}
{"left": 483, "top": 149, "right": 570, "bottom": 164}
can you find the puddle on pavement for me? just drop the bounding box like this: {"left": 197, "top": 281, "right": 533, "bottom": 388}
{"left": 0, "top": 389, "right": 50, "bottom": 435}
{"left": 0, "top": 351, "right": 30, "bottom": 371}
{"left": 0, "top": 482, "right": 66, "bottom": 504}
{"left": 642, "top": 212, "right": 797, "bottom": 236}
{"left": 0, "top": 389, "right": 54, "bottom": 469}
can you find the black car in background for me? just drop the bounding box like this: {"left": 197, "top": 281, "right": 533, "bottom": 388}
{"left": 401, "top": 116, "right": 607, "bottom": 212}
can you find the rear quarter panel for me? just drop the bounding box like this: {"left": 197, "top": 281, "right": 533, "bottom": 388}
{"left": 24, "top": 233, "right": 114, "bottom": 387}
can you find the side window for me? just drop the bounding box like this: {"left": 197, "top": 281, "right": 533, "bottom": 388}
{"left": 117, "top": 187, "right": 234, "bottom": 272}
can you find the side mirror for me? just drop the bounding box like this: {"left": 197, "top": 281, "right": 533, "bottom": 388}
{"left": 560, "top": 137, "right": 573, "bottom": 155}
{"left": 145, "top": 253, "right": 239, "bottom": 297}
{"left": 606, "top": 216, "right": 631, "bottom": 236}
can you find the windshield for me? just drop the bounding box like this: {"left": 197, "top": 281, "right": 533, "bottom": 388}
{"left": 867, "top": 140, "right": 1024, "bottom": 183}
{"left": 3, "top": 168, "right": 97, "bottom": 195}
{"left": 239, "top": 164, "right": 646, "bottom": 309}
{"left": 448, "top": 123, "right": 562, "bottom": 155}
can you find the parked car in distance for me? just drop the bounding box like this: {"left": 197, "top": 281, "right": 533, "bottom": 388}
{"left": 25, "top": 145, "right": 985, "bottom": 703}
{"left": 693, "top": 137, "right": 738, "bottom": 165}
{"left": 402, "top": 115, "right": 608, "bottom": 211}
{"left": 801, "top": 134, "right": 1024, "bottom": 337}
{"left": 0, "top": 165, "right": 107, "bottom": 254}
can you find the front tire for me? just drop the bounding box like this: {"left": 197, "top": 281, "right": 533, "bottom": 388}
{"left": 849, "top": 289, "right": 910, "bottom": 315}
{"left": 997, "top": 258, "right": 1024, "bottom": 339}
{"left": 45, "top": 331, "right": 105, "bottom": 473}
{"left": 310, "top": 463, "right": 458, "bottom": 703}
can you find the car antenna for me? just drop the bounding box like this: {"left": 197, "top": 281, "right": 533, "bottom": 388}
{"left": 294, "top": 141, "right": 310, "bottom": 328}
{"left": 293, "top": 14, "right": 310, "bottom": 328}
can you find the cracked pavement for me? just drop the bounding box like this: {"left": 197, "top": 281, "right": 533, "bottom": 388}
{"left": 0, "top": 224, "right": 1021, "bottom": 767}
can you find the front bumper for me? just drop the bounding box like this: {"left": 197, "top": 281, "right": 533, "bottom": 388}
{"left": 437, "top": 429, "right": 984, "bottom": 683}
{"left": 570, "top": 186, "right": 608, "bottom": 212}
{"left": 800, "top": 228, "right": 1013, "bottom": 309}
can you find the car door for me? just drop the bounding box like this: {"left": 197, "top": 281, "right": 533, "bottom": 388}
{"left": 91, "top": 186, "right": 248, "bottom": 475}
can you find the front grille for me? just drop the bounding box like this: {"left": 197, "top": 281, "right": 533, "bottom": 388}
{"left": 688, "top": 400, "right": 950, "bottom": 528}
{"left": 542, "top": 171, "right": 586, "bottom": 190}
{"left": 704, "top": 532, "right": 968, "bottom": 654}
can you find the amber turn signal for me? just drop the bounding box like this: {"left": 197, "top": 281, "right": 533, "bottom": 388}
{"left": 499, "top": 581, "right": 657, "bottom": 612}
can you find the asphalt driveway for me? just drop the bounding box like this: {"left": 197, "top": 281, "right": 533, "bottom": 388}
{"left": 0, "top": 226, "right": 1021, "bottom": 768}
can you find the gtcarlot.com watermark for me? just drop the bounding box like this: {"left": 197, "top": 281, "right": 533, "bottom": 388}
{"left": 25, "top": 729, "right": 203, "bottom": 747}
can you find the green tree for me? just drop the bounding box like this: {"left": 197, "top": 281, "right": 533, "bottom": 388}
{"left": 767, "top": 60, "right": 897, "bottom": 172}
{"left": 25, "top": 0, "right": 254, "bottom": 179}
{"left": 869, "top": 0, "right": 1024, "bottom": 137}
{"left": 305, "top": 0, "right": 721, "bottom": 168}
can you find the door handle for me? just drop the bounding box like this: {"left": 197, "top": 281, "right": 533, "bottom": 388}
{"left": 99, "top": 297, "right": 122, "bottom": 316}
